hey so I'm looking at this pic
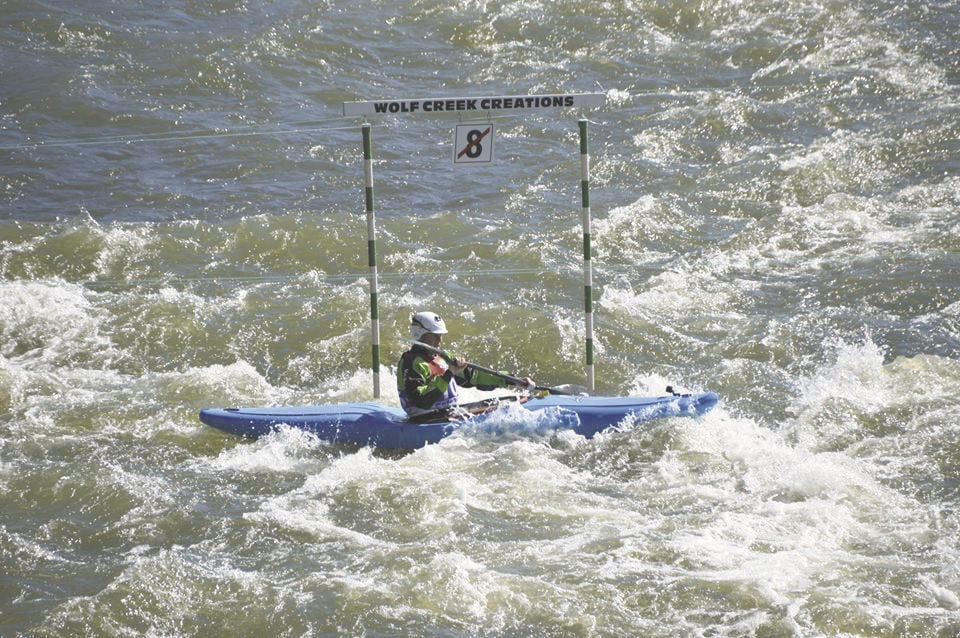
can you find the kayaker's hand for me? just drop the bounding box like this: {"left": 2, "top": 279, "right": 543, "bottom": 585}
{"left": 520, "top": 377, "right": 536, "bottom": 390}
{"left": 449, "top": 357, "right": 468, "bottom": 374}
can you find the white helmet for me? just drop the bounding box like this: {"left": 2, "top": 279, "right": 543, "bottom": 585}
{"left": 411, "top": 311, "right": 448, "bottom": 340}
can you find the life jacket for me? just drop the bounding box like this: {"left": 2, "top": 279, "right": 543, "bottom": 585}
{"left": 397, "top": 349, "right": 461, "bottom": 416}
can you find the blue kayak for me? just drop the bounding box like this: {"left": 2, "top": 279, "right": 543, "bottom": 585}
{"left": 199, "top": 392, "right": 719, "bottom": 450}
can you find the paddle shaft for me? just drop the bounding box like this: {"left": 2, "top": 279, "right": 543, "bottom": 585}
{"left": 408, "top": 340, "right": 576, "bottom": 396}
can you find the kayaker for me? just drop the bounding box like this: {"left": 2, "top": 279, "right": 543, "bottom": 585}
{"left": 397, "top": 311, "right": 535, "bottom": 419}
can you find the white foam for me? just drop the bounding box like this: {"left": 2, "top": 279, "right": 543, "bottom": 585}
{"left": 92, "top": 224, "right": 153, "bottom": 278}
{"left": 784, "top": 339, "right": 960, "bottom": 458}
{"left": 162, "top": 359, "right": 283, "bottom": 406}
{"left": 207, "top": 425, "right": 328, "bottom": 474}
{"left": 601, "top": 265, "right": 741, "bottom": 327}
{"left": 244, "top": 447, "right": 404, "bottom": 546}
{"left": 0, "top": 279, "right": 116, "bottom": 367}
{"left": 605, "top": 88, "right": 632, "bottom": 107}
{"left": 792, "top": 339, "right": 892, "bottom": 417}
{"left": 799, "top": 21, "right": 949, "bottom": 95}
{"left": 408, "top": 551, "right": 519, "bottom": 621}
{"left": 452, "top": 401, "right": 582, "bottom": 444}
{"left": 658, "top": 420, "right": 857, "bottom": 604}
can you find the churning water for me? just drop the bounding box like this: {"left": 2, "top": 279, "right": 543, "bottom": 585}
{"left": 2, "top": 0, "right": 959, "bottom": 635}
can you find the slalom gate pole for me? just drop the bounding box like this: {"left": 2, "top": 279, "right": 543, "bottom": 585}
{"left": 579, "top": 118, "right": 596, "bottom": 392}
{"left": 362, "top": 123, "right": 381, "bottom": 398}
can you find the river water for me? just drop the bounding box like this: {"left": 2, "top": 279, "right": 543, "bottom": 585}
{"left": 2, "top": 1, "right": 959, "bottom": 636}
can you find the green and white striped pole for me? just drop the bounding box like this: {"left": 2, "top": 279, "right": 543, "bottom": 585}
{"left": 579, "top": 118, "right": 595, "bottom": 392}
{"left": 362, "top": 123, "right": 381, "bottom": 398}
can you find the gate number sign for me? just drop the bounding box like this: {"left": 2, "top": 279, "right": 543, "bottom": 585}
{"left": 454, "top": 124, "right": 494, "bottom": 165}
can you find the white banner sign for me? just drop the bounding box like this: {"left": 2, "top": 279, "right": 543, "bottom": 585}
{"left": 343, "top": 93, "right": 606, "bottom": 117}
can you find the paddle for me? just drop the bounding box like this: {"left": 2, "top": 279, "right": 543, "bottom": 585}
{"left": 407, "top": 340, "right": 588, "bottom": 396}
